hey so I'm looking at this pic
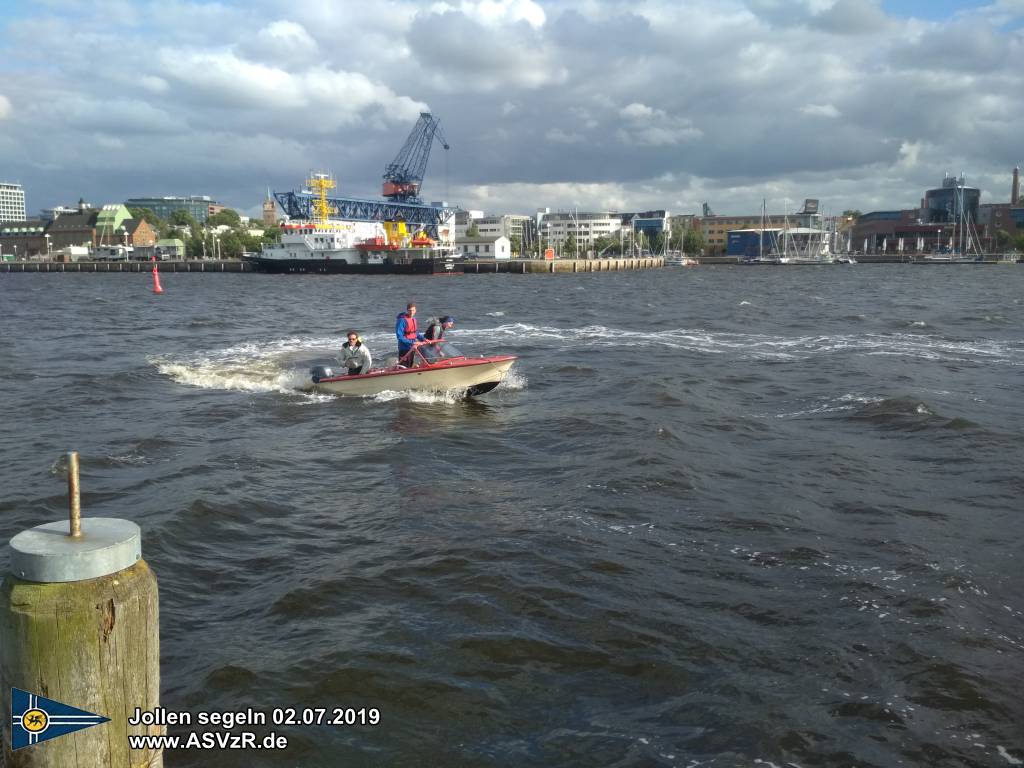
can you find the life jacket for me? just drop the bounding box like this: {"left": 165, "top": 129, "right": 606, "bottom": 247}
{"left": 398, "top": 312, "right": 418, "bottom": 340}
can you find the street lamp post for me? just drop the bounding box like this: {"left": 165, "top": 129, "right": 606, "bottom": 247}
{"left": 45, "top": 234, "right": 51, "bottom": 260}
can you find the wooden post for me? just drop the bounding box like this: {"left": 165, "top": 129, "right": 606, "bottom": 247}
{"left": 0, "top": 453, "right": 162, "bottom": 768}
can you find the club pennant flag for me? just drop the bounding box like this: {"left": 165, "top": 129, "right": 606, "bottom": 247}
{"left": 11, "top": 688, "right": 109, "bottom": 750}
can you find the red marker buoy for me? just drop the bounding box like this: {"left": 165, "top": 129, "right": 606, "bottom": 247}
{"left": 151, "top": 256, "right": 163, "bottom": 294}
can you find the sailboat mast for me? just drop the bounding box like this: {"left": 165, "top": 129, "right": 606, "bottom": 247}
{"left": 760, "top": 199, "right": 764, "bottom": 261}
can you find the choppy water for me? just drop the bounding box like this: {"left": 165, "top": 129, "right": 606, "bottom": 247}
{"left": 1, "top": 267, "right": 1022, "bottom": 767}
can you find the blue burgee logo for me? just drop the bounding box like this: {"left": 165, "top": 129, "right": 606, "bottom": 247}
{"left": 11, "top": 688, "right": 109, "bottom": 750}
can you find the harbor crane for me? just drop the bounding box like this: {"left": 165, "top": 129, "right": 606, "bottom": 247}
{"left": 382, "top": 112, "right": 450, "bottom": 203}
{"left": 273, "top": 112, "right": 455, "bottom": 237}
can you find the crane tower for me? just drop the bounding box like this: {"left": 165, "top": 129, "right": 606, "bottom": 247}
{"left": 382, "top": 112, "right": 450, "bottom": 203}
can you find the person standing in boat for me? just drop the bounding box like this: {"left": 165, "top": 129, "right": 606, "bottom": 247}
{"left": 424, "top": 315, "right": 455, "bottom": 342}
{"left": 395, "top": 302, "right": 424, "bottom": 366}
{"left": 422, "top": 315, "right": 455, "bottom": 361}
{"left": 340, "top": 330, "right": 372, "bottom": 375}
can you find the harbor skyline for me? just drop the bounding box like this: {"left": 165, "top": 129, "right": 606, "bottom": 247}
{"left": 1, "top": 0, "right": 1022, "bottom": 219}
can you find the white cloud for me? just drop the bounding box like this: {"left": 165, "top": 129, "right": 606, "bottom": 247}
{"left": 432, "top": 0, "right": 546, "bottom": 28}
{"left": 620, "top": 103, "right": 654, "bottom": 120}
{"left": 800, "top": 103, "right": 841, "bottom": 118}
{"left": 618, "top": 102, "right": 702, "bottom": 146}
{"left": 157, "top": 50, "right": 426, "bottom": 127}
{"left": 1, "top": 0, "right": 1021, "bottom": 218}
{"left": 240, "top": 20, "right": 319, "bottom": 65}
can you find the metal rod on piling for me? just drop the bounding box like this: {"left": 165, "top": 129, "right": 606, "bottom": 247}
{"left": 68, "top": 451, "right": 81, "bottom": 537}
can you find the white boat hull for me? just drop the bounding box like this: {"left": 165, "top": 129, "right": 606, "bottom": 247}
{"left": 311, "top": 356, "right": 516, "bottom": 397}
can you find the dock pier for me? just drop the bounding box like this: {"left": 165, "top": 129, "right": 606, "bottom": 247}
{"left": 459, "top": 257, "right": 664, "bottom": 273}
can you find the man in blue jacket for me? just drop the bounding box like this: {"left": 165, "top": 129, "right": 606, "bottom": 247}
{"left": 395, "top": 302, "right": 425, "bottom": 366}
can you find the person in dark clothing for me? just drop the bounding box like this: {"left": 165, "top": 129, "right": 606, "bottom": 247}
{"left": 422, "top": 315, "right": 455, "bottom": 361}
{"left": 424, "top": 315, "right": 455, "bottom": 341}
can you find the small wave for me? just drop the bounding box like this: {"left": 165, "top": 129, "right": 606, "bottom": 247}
{"left": 846, "top": 397, "right": 942, "bottom": 431}
{"left": 371, "top": 389, "right": 464, "bottom": 404}
{"left": 485, "top": 311, "right": 505, "bottom": 317}
{"left": 739, "top": 300, "right": 752, "bottom": 306}
{"left": 765, "top": 393, "right": 885, "bottom": 419}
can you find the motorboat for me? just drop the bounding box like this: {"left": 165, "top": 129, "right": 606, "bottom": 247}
{"left": 308, "top": 340, "right": 517, "bottom": 398}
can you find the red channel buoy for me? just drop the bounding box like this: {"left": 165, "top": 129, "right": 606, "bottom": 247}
{"left": 151, "top": 257, "right": 163, "bottom": 294}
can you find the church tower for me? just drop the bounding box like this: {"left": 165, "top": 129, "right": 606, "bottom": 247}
{"left": 262, "top": 188, "right": 277, "bottom": 227}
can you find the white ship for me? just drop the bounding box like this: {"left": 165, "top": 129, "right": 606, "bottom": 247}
{"left": 245, "top": 173, "right": 458, "bottom": 275}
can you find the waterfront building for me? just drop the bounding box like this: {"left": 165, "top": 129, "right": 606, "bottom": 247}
{"left": 0, "top": 219, "right": 47, "bottom": 258}
{"left": 0, "top": 182, "right": 27, "bottom": 223}
{"left": 125, "top": 195, "right": 223, "bottom": 223}
{"left": 40, "top": 205, "right": 80, "bottom": 221}
{"left": 453, "top": 210, "right": 485, "bottom": 239}
{"left": 538, "top": 211, "right": 623, "bottom": 256}
{"left": 123, "top": 218, "right": 159, "bottom": 258}
{"left": 456, "top": 235, "right": 511, "bottom": 259}
{"left": 923, "top": 174, "right": 980, "bottom": 224}
{"left": 978, "top": 203, "right": 1024, "bottom": 240}
{"left": 46, "top": 209, "right": 99, "bottom": 251}
{"left": 459, "top": 214, "right": 535, "bottom": 253}
{"left": 627, "top": 210, "right": 671, "bottom": 247}
{"left": 95, "top": 204, "right": 134, "bottom": 244}
{"left": 156, "top": 238, "right": 186, "bottom": 259}
{"left": 698, "top": 200, "right": 823, "bottom": 254}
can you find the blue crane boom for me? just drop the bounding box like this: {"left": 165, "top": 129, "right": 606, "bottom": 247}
{"left": 271, "top": 112, "right": 456, "bottom": 237}
{"left": 382, "top": 112, "right": 449, "bottom": 203}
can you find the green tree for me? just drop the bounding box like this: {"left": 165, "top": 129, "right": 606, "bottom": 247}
{"left": 563, "top": 233, "right": 577, "bottom": 258}
{"left": 592, "top": 235, "right": 616, "bottom": 256}
{"left": 466, "top": 222, "right": 480, "bottom": 238}
{"left": 128, "top": 207, "right": 163, "bottom": 227}
{"left": 994, "top": 229, "right": 1012, "bottom": 249}
{"left": 186, "top": 233, "right": 204, "bottom": 259}
{"left": 842, "top": 209, "right": 862, "bottom": 218}
{"left": 262, "top": 226, "right": 282, "bottom": 244}
{"left": 1014, "top": 233, "right": 1024, "bottom": 252}
{"left": 170, "top": 209, "right": 200, "bottom": 232}
{"left": 652, "top": 232, "right": 666, "bottom": 254}
{"left": 218, "top": 231, "right": 244, "bottom": 259}
{"left": 683, "top": 228, "right": 705, "bottom": 254}
{"left": 509, "top": 234, "right": 522, "bottom": 255}
{"left": 207, "top": 209, "right": 242, "bottom": 228}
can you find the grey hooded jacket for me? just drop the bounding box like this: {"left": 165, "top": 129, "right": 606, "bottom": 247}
{"left": 340, "top": 341, "right": 372, "bottom": 374}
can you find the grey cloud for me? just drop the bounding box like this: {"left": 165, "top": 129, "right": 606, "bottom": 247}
{"left": 1, "top": 0, "right": 1021, "bottom": 219}
{"left": 810, "top": 0, "right": 891, "bottom": 35}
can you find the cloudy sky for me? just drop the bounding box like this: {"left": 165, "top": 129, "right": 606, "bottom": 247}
{"left": 1, "top": 0, "right": 1022, "bottom": 219}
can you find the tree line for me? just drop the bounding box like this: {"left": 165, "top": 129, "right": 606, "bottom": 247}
{"left": 128, "top": 207, "right": 281, "bottom": 260}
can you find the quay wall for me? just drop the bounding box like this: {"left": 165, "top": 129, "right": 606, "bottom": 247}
{"left": 460, "top": 257, "right": 664, "bottom": 273}
{"left": 0, "top": 259, "right": 250, "bottom": 273}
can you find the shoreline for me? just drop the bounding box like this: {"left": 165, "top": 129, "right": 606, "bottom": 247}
{"left": 0, "top": 254, "right": 1018, "bottom": 274}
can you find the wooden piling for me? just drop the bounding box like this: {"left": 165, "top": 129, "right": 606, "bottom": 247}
{"left": 0, "top": 454, "right": 162, "bottom": 768}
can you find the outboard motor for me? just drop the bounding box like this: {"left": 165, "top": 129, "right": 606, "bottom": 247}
{"left": 310, "top": 365, "right": 334, "bottom": 384}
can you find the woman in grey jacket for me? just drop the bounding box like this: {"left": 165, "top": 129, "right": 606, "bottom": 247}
{"left": 340, "top": 331, "right": 372, "bottom": 375}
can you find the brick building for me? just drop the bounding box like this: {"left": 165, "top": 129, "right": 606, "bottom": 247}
{"left": 0, "top": 220, "right": 47, "bottom": 258}
{"left": 45, "top": 210, "right": 99, "bottom": 251}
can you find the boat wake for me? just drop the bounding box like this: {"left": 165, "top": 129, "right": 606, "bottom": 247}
{"left": 455, "top": 323, "right": 1024, "bottom": 365}
{"left": 151, "top": 335, "right": 527, "bottom": 400}
{"left": 150, "top": 335, "right": 338, "bottom": 397}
